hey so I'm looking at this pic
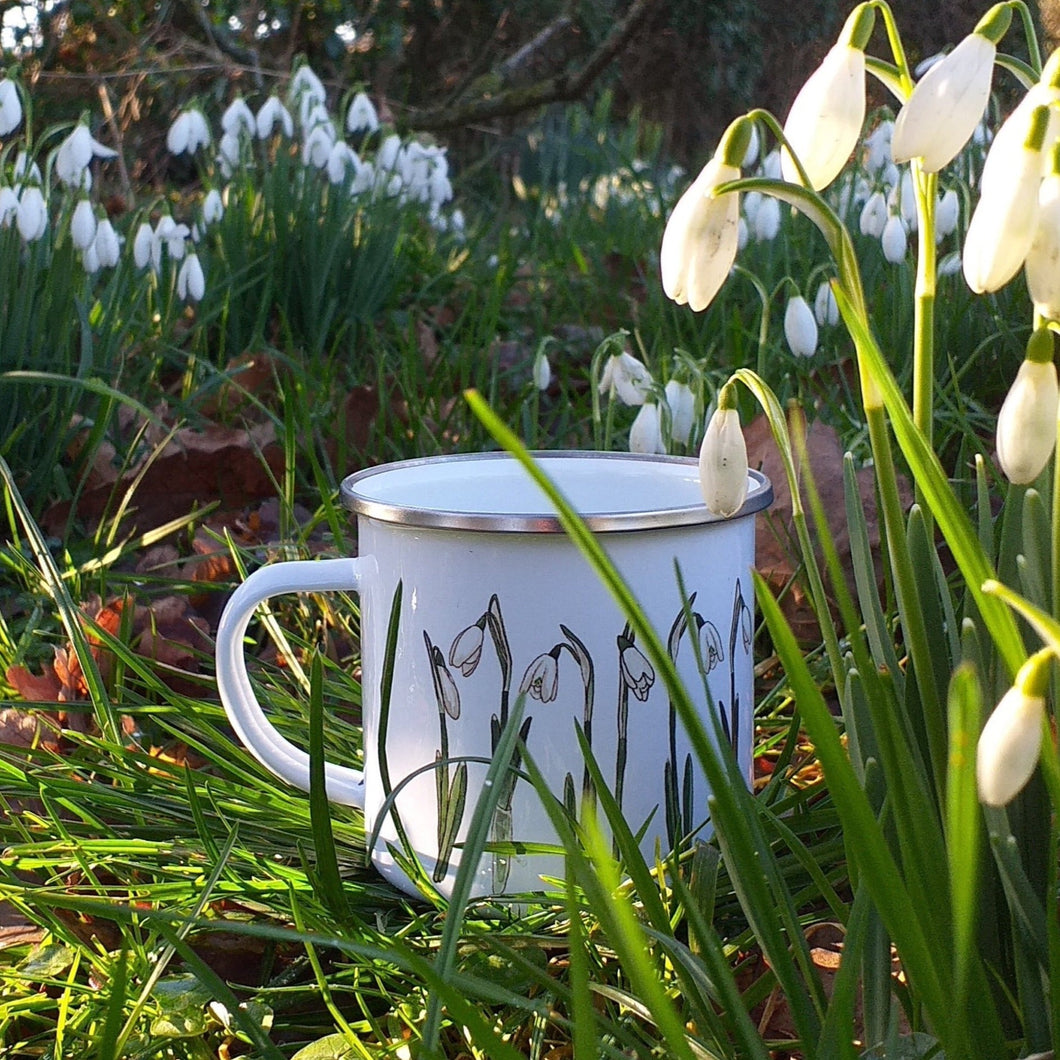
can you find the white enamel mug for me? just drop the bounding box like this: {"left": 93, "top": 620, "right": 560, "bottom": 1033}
{"left": 215, "top": 452, "right": 771, "bottom": 899}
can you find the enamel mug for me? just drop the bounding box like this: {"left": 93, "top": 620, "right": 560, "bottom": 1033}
{"left": 215, "top": 451, "right": 772, "bottom": 899}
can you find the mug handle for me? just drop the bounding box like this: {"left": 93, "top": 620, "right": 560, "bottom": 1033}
{"left": 215, "top": 557, "right": 369, "bottom": 808}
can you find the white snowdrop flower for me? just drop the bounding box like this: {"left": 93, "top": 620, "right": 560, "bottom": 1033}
{"left": 429, "top": 167, "right": 453, "bottom": 208}
{"left": 346, "top": 91, "right": 379, "bottom": 135}
{"left": 699, "top": 384, "right": 748, "bottom": 517}
{"left": 177, "top": 251, "right": 205, "bottom": 302}
{"left": 761, "top": 148, "right": 782, "bottom": 180}
{"left": 302, "top": 122, "right": 335, "bottom": 169}
{"left": 376, "top": 133, "right": 403, "bottom": 173}
{"left": 532, "top": 349, "right": 551, "bottom": 391}
{"left": 899, "top": 169, "right": 918, "bottom": 231}
{"left": 202, "top": 188, "right": 224, "bottom": 225}
{"left": 133, "top": 221, "right": 154, "bottom": 269}
{"left": 935, "top": 188, "right": 960, "bottom": 240}
{"left": 256, "top": 96, "right": 294, "bottom": 139}
{"left": 93, "top": 217, "right": 121, "bottom": 267}
{"left": 70, "top": 198, "right": 97, "bottom": 250}
{"left": 167, "top": 108, "right": 211, "bottom": 155}
{"left": 880, "top": 160, "right": 899, "bottom": 191}
{"left": 16, "top": 186, "right": 47, "bottom": 242}
{"left": 664, "top": 379, "right": 696, "bottom": 446}
{"left": 859, "top": 190, "right": 888, "bottom": 238}
{"left": 754, "top": 194, "right": 781, "bottom": 241}
{"left": 289, "top": 64, "right": 326, "bottom": 109}
{"left": 152, "top": 214, "right": 190, "bottom": 271}
{"left": 0, "top": 187, "right": 18, "bottom": 226}
{"left": 217, "top": 132, "right": 242, "bottom": 178}
{"left": 741, "top": 122, "right": 760, "bottom": 168}
{"left": 0, "top": 79, "right": 22, "bottom": 136}
{"left": 350, "top": 159, "right": 375, "bottom": 196}
{"left": 742, "top": 190, "right": 762, "bottom": 227}
{"left": 629, "top": 402, "right": 666, "bottom": 454}
{"left": 1027, "top": 171, "right": 1060, "bottom": 320}
{"left": 401, "top": 141, "right": 435, "bottom": 202}
{"left": 914, "top": 51, "right": 946, "bottom": 78}
{"left": 784, "top": 295, "right": 818, "bottom": 357}
{"left": 55, "top": 124, "right": 116, "bottom": 188}
{"left": 221, "top": 98, "right": 256, "bottom": 138}
{"left": 599, "top": 351, "right": 654, "bottom": 406}
{"left": 83, "top": 239, "right": 100, "bottom": 274}
{"left": 300, "top": 99, "right": 330, "bottom": 134}
{"left": 13, "top": 151, "right": 40, "bottom": 187}
{"left": 737, "top": 215, "right": 749, "bottom": 249}
{"left": 326, "top": 141, "right": 359, "bottom": 185}
{"left": 995, "top": 332, "right": 1058, "bottom": 484}
{"left": 881, "top": 212, "right": 908, "bottom": 263}
{"left": 865, "top": 120, "right": 894, "bottom": 173}
{"left": 937, "top": 251, "right": 963, "bottom": 276}
{"left": 814, "top": 280, "right": 839, "bottom": 327}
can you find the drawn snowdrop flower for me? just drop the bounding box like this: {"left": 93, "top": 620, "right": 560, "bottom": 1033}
{"left": 520, "top": 650, "right": 560, "bottom": 703}
{"left": 255, "top": 96, "right": 294, "bottom": 139}
{"left": 221, "top": 98, "right": 256, "bottom": 139}
{"left": 699, "top": 382, "right": 747, "bottom": 518}
{"left": 16, "top": 186, "right": 47, "bottom": 242}
{"left": 346, "top": 91, "right": 379, "bottom": 135}
{"left": 784, "top": 295, "right": 818, "bottom": 357}
{"left": 664, "top": 379, "right": 696, "bottom": 447}
{"left": 995, "top": 329, "right": 1058, "bottom": 485}
{"left": 426, "top": 638, "right": 461, "bottom": 719}
{"left": 449, "top": 620, "right": 486, "bottom": 678}
{"left": 629, "top": 402, "right": 666, "bottom": 455}
{"left": 70, "top": 198, "right": 97, "bottom": 251}
{"left": 54, "top": 123, "right": 116, "bottom": 189}
{"left": 0, "top": 79, "right": 22, "bottom": 136}
{"left": 619, "top": 639, "right": 654, "bottom": 701}
{"left": 697, "top": 619, "right": 725, "bottom": 673}
{"left": 167, "top": 108, "right": 211, "bottom": 155}
{"left": 93, "top": 217, "right": 121, "bottom": 268}
{"left": 598, "top": 351, "right": 653, "bottom": 406}
{"left": 859, "top": 189, "right": 887, "bottom": 238}
{"left": 881, "top": 212, "right": 908, "bottom": 264}
{"left": 177, "top": 252, "right": 205, "bottom": 302}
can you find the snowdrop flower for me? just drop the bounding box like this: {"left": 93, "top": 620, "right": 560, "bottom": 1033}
{"left": 429, "top": 167, "right": 453, "bottom": 209}
{"left": 995, "top": 328, "right": 1058, "bottom": 484}
{"left": 326, "top": 141, "right": 360, "bottom": 185}
{"left": 935, "top": 188, "right": 960, "bottom": 240}
{"left": 742, "top": 122, "right": 760, "bottom": 168}
{"left": 221, "top": 98, "right": 256, "bottom": 138}
{"left": 177, "top": 252, "right": 205, "bottom": 302}
{"left": 149, "top": 214, "right": 190, "bottom": 272}
{"left": 82, "top": 240, "right": 100, "bottom": 275}
{"left": 661, "top": 117, "right": 751, "bottom": 312}
{"left": 599, "top": 351, "right": 653, "bottom": 406}
{"left": 202, "top": 188, "right": 224, "bottom": 226}
{"left": 891, "top": 7, "right": 1010, "bottom": 172}
{"left": 1027, "top": 165, "right": 1060, "bottom": 320}
{"left": 0, "top": 79, "right": 22, "bottom": 136}
{"left": 938, "top": 251, "right": 963, "bottom": 276}
{"left": 699, "top": 382, "right": 748, "bottom": 518}
{"left": 629, "top": 402, "right": 666, "bottom": 454}
{"left": 859, "top": 190, "right": 887, "bottom": 238}
{"left": 963, "top": 104, "right": 1049, "bottom": 294}
{"left": 977, "top": 648, "right": 1051, "bottom": 806}
{"left": 350, "top": 159, "right": 375, "bottom": 196}
{"left": 449, "top": 208, "right": 466, "bottom": 237}
{"left": 166, "top": 108, "right": 211, "bottom": 155}
{"left": 12, "top": 151, "right": 40, "bottom": 188}
{"left": 881, "top": 212, "right": 908, "bottom": 263}
{"left": 865, "top": 120, "right": 894, "bottom": 173}
{"left": 532, "top": 348, "right": 551, "bottom": 391}
{"left": 376, "top": 133, "right": 404, "bottom": 174}
{"left": 737, "top": 215, "right": 749, "bottom": 250}
{"left": 781, "top": 4, "right": 873, "bottom": 190}
{"left": 984, "top": 51, "right": 1060, "bottom": 182}
{"left": 93, "top": 217, "right": 121, "bottom": 267}
{"left": 784, "top": 295, "right": 818, "bottom": 357}
{"left": 664, "top": 379, "right": 696, "bottom": 446}
{"left": 761, "top": 149, "right": 782, "bottom": 180}
{"left": 814, "top": 280, "right": 839, "bottom": 327}
{"left": 217, "top": 132, "right": 242, "bottom": 178}
{"left": 289, "top": 63, "right": 326, "bottom": 109}
{"left": 0, "top": 187, "right": 17, "bottom": 226}
{"left": 16, "top": 186, "right": 47, "bottom": 242}
{"left": 70, "top": 198, "right": 97, "bottom": 251}
{"left": 256, "top": 96, "right": 294, "bottom": 139}
{"left": 54, "top": 123, "right": 116, "bottom": 189}
{"left": 754, "top": 194, "right": 781, "bottom": 241}
{"left": 346, "top": 91, "right": 379, "bottom": 135}
{"left": 302, "top": 122, "right": 335, "bottom": 169}
{"left": 133, "top": 221, "right": 154, "bottom": 269}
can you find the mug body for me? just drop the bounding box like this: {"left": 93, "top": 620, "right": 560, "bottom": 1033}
{"left": 343, "top": 452, "right": 771, "bottom": 899}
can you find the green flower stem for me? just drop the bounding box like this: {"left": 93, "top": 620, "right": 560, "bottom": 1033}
{"left": 1006, "top": 0, "right": 1043, "bottom": 75}
{"left": 868, "top": 0, "right": 915, "bottom": 97}
{"left": 1054, "top": 399, "right": 1060, "bottom": 621}
{"left": 912, "top": 164, "right": 937, "bottom": 524}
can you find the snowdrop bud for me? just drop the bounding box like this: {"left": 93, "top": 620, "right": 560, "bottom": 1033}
{"left": 859, "top": 190, "right": 887, "bottom": 237}
{"left": 202, "top": 188, "right": 224, "bottom": 226}
{"left": 0, "top": 187, "right": 17, "bottom": 226}
{"left": 133, "top": 221, "right": 154, "bottom": 269}
{"left": 598, "top": 351, "right": 653, "bottom": 406}
{"left": 82, "top": 240, "right": 100, "bottom": 274}
{"left": 532, "top": 349, "right": 551, "bottom": 391}
{"left": 742, "top": 190, "right": 762, "bottom": 227}
{"left": 892, "top": 8, "right": 1010, "bottom": 172}
{"left": 761, "top": 149, "right": 782, "bottom": 180}
{"left": 781, "top": 4, "right": 873, "bottom": 190}
{"left": 661, "top": 117, "right": 750, "bottom": 313}
{"left": 346, "top": 91, "right": 379, "bottom": 135}
{"left": 376, "top": 133, "right": 403, "bottom": 173}
{"left": 741, "top": 122, "right": 760, "bottom": 168}
{"left": 16, "top": 186, "right": 47, "bottom": 242}
{"left": 54, "top": 125, "right": 95, "bottom": 188}
{"left": 996, "top": 329, "right": 1058, "bottom": 484}
{"left": 665, "top": 379, "right": 696, "bottom": 446}
{"left": 93, "top": 217, "right": 120, "bottom": 268}
{"left": 963, "top": 104, "right": 1049, "bottom": 293}
{"left": 217, "top": 132, "right": 241, "bottom": 177}
{"left": 177, "top": 252, "right": 205, "bottom": 302}
{"left": 629, "top": 402, "right": 666, "bottom": 454}
{"left": 70, "top": 198, "right": 97, "bottom": 250}
{"left": 737, "top": 215, "right": 749, "bottom": 250}
{"left": 1025, "top": 161, "right": 1060, "bottom": 319}
{"left": 0, "top": 79, "right": 22, "bottom": 136}
{"left": 977, "top": 648, "right": 1051, "bottom": 806}
{"left": 784, "top": 295, "right": 818, "bottom": 356}
{"left": 898, "top": 169, "right": 918, "bottom": 231}
{"left": 935, "top": 187, "right": 960, "bottom": 240}
{"left": 754, "top": 195, "right": 781, "bottom": 241}
{"left": 221, "top": 98, "right": 256, "bottom": 138}
{"left": 699, "top": 383, "right": 748, "bottom": 517}
{"left": 881, "top": 213, "right": 908, "bottom": 263}
{"left": 302, "top": 123, "right": 334, "bottom": 168}
{"left": 814, "top": 280, "right": 839, "bottom": 327}
{"left": 938, "top": 251, "right": 962, "bottom": 276}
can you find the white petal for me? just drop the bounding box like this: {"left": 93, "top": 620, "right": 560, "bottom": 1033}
{"left": 784, "top": 296, "right": 818, "bottom": 357}
{"left": 881, "top": 214, "right": 908, "bottom": 263}
{"left": 977, "top": 686, "right": 1045, "bottom": 806}
{"left": 996, "top": 358, "right": 1058, "bottom": 484}
{"left": 664, "top": 379, "right": 696, "bottom": 445}
{"left": 699, "top": 406, "right": 748, "bottom": 517}
{"left": 1026, "top": 174, "right": 1060, "bottom": 319}
{"left": 70, "top": 199, "right": 97, "bottom": 250}
{"left": 629, "top": 403, "right": 666, "bottom": 454}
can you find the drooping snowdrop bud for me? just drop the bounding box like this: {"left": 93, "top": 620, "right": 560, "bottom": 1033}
{"left": 346, "top": 91, "right": 379, "bottom": 135}
{"left": 996, "top": 328, "right": 1058, "bottom": 484}
{"left": 0, "top": 187, "right": 17, "bottom": 226}
{"left": 891, "top": 6, "right": 1010, "bottom": 172}
{"left": 54, "top": 123, "right": 117, "bottom": 189}
{"left": 781, "top": 4, "right": 873, "bottom": 190}
{"left": 629, "top": 402, "right": 666, "bottom": 454}
{"left": 814, "top": 280, "right": 839, "bottom": 327}
{"left": 598, "top": 351, "right": 653, "bottom": 406}
{"left": 376, "top": 133, "right": 403, "bottom": 174}
{"left": 16, "top": 186, "right": 47, "bottom": 242}
{"left": 256, "top": 96, "right": 294, "bottom": 139}
{"left": 221, "top": 98, "right": 256, "bottom": 138}
{"left": 742, "top": 190, "right": 762, "bottom": 227}
{"left": 82, "top": 240, "right": 100, "bottom": 275}
{"left": 133, "top": 221, "right": 154, "bottom": 269}
{"left": 737, "top": 215, "right": 749, "bottom": 250}
{"left": 202, "top": 188, "right": 224, "bottom": 226}
{"left": 898, "top": 169, "right": 918, "bottom": 232}
{"left": 963, "top": 104, "right": 1050, "bottom": 293}
{"left": 935, "top": 188, "right": 960, "bottom": 240}
{"left": 784, "top": 295, "right": 818, "bottom": 357}
{"left": 754, "top": 194, "right": 781, "bottom": 242}
{"left": 664, "top": 379, "right": 696, "bottom": 446}
{"left": 761, "top": 149, "right": 782, "bottom": 180}
{"left": 217, "top": 132, "right": 241, "bottom": 178}
{"left": 177, "top": 251, "right": 205, "bottom": 302}
{"left": 699, "top": 382, "right": 748, "bottom": 517}
{"left": 326, "top": 142, "right": 359, "bottom": 185}
{"left": 70, "top": 198, "right": 97, "bottom": 251}
{"left": 977, "top": 648, "right": 1052, "bottom": 806}
{"left": 167, "top": 108, "right": 211, "bottom": 154}
{"left": 661, "top": 117, "right": 751, "bottom": 313}
{"left": 0, "top": 79, "right": 22, "bottom": 136}
{"left": 93, "top": 217, "right": 121, "bottom": 268}
{"left": 859, "top": 190, "right": 888, "bottom": 238}
{"left": 532, "top": 348, "right": 551, "bottom": 391}
{"left": 881, "top": 212, "right": 908, "bottom": 263}
{"left": 741, "top": 122, "right": 760, "bottom": 169}
{"left": 1026, "top": 161, "right": 1060, "bottom": 320}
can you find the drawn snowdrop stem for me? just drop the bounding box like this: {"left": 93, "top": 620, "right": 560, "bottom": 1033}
{"left": 615, "top": 623, "right": 655, "bottom": 813}
{"left": 727, "top": 579, "right": 753, "bottom": 761}
{"left": 424, "top": 630, "right": 465, "bottom": 881}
